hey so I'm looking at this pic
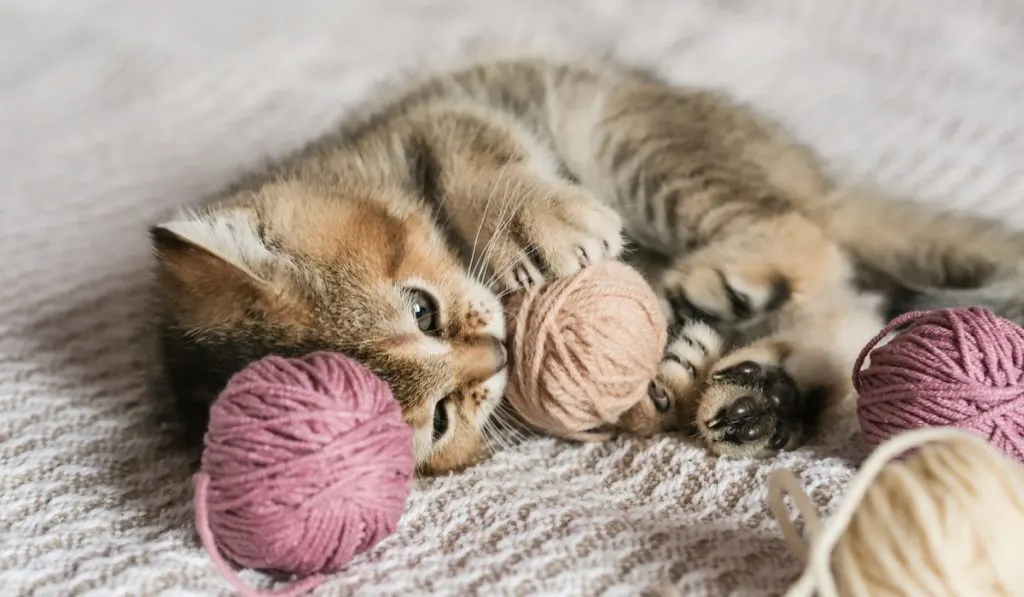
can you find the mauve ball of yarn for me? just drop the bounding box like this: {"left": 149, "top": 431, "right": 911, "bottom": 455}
{"left": 193, "top": 352, "right": 414, "bottom": 595}
{"left": 853, "top": 307, "right": 1024, "bottom": 463}
{"left": 505, "top": 260, "right": 668, "bottom": 441}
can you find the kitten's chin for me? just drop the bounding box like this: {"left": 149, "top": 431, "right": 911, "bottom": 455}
{"left": 476, "top": 367, "right": 509, "bottom": 428}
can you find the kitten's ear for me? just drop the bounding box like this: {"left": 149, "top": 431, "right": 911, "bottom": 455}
{"left": 150, "top": 217, "right": 269, "bottom": 324}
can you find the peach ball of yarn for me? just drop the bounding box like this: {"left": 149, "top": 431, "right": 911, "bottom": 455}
{"left": 505, "top": 260, "right": 668, "bottom": 441}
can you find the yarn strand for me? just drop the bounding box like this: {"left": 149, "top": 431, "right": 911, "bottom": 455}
{"left": 195, "top": 473, "right": 326, "bottom": 597}
{"left": 851, "top": 309, "right": 931, "bottom": 394}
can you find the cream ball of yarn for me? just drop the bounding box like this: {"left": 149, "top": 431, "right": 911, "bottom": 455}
{"left": 768, "top": 427, "right": 1024, "bottom": 597}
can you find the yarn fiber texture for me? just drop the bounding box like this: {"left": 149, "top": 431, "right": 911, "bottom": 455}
{"left": 505, "top": 260, "right": 668, "bottom": 441}
{"left": 193, "top": 352, "right": 415, "bottom": 597}
{"left": 767, "top": 427, "right": 1024, "bottom": 597}
{"left": 853, "top": 307, "right": 1024, "bottom": 463}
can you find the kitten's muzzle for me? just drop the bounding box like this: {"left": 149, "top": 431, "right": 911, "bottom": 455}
{"left": 454, "top": 335, "right": 508, "bottom": 384}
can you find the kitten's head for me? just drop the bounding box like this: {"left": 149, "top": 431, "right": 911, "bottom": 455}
{"left": 151, "top": 183, "right": 507, "bottom": 475}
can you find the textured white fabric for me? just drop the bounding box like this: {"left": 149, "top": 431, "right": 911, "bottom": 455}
{"left": 3, "top": 1, "right": 1024, "bottom": 595}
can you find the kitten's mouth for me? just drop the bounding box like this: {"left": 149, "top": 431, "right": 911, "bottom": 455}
{"left": 478, "top": 368, "right": 509, "bottom": 420}
{"left": 492, "top": 337, "right": 509, "bottom": 372}
{"left": 499, "top": 294, "right": 523, "bottom": 331}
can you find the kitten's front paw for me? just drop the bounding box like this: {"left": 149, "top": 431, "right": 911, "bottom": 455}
{"left": 492, "top": 189, "right": 623, "bottom": 290}
{"left": 618, "top": 320, "right": 723, "bottom": 437}
{"left": 698, "top": 358, "right": 808, "bottom": 458}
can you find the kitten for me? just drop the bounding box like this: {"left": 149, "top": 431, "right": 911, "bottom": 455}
{"left": 151, "top": 57, "right": 1024, "bottom": 474}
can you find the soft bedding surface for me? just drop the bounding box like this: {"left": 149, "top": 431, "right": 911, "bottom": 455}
{"left": 3, "top": 1, "right": 1024, "bottom": 595}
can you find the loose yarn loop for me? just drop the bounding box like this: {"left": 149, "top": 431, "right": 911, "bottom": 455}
{"left": 505, "top": 260, "right": 668, "bottom": 441}
{"left": 194, "top": 352, "right": 415, "bottom": 597}
{"left": 853, "top": 307, "right": 1024, "bottom": 462}
{"left": 768, "top": 427, "right": 1024, "bottom": 596}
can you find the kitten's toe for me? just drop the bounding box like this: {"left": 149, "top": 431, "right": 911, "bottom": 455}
{"left": 517, "top": 190, "right": 624, "bottom": 281}
{"left": 618, "top": 321, "right": 723, "bottom": 437}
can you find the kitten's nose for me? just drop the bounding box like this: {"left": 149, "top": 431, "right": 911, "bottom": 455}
{"left": 454, "top": 335, "right": 508, "bottom": 384}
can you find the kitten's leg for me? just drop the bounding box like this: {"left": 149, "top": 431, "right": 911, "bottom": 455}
{"left": 553, "top": 75, "right": 841, "bottom": 325}
{"left": 404, "top": 105, "right": 624, "bottom": 291}
{"left": 477, "top": 174, "right": 625, "bottom": 290}
{"left": 618, "top": 319, "right": 725, "bottom": 437}
{"left": 655, "top": 215, "right": 848, "bottom": 327}
{"left": 694, "top": 294, "right": 884, "bottom": 458}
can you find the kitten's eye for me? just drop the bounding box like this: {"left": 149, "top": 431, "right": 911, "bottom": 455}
{"left": 648, "top": 380, "right": 671, "bottom": 412}
{"left": 432, "top": 397, "right": 450, "bottom": 441}
{"left": 408, "top": 288, "right": 441, "bottom": 336}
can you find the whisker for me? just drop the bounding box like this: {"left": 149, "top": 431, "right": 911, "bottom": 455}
{"left": 493, "top": 400, "right": 536, "bottom": 445}
{"left": 476, "top": 178, "right": 540, "bottom": 291}
{"left": 473, "top": 176, "right": 525, "bottom": 287}
{"left": 481, "top": 397, "right": 521, "bottom": 451}
{"left": 472, "top": 161, "right": 532, "bottom": 287}
{"left": 468, "top": 158, "right": 514, "bottom": 282}
{"left": 482, "top": 418, "right": 514, "bottom": 453}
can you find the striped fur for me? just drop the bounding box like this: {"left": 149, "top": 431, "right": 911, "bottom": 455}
{"left": 151, "top": 57, "right": 1024, "bottom": 472}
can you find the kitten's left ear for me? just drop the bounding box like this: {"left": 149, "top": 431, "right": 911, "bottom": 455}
{"left": 149, "top": 213, "right": 286, "bottom": 327}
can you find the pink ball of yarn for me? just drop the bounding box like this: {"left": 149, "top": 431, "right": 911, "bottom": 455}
{"left": 853, "top": 307, "right": 1024, "bottom": 463}
{"left": 193, "top": 352, "right": 414, "bottom": 597}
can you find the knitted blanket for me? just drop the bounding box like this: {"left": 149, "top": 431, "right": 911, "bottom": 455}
{"left": 3, "top": 1, "right": 1023, "bottom": 595}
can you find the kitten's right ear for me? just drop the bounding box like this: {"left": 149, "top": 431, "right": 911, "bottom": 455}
{"left": 150, "top": 221, "right": 267, "bottom": 325}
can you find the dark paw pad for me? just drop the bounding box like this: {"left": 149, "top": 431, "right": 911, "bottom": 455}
{"left": 705, "top": 364, "right": 804, "bottom": 454}
{"left": 711, "top": 360, "right": 763, "bottom": 385}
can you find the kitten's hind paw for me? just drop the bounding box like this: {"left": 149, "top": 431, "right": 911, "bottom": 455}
{"left": 698, "top": 358, "right": 811, "bottom": 459}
